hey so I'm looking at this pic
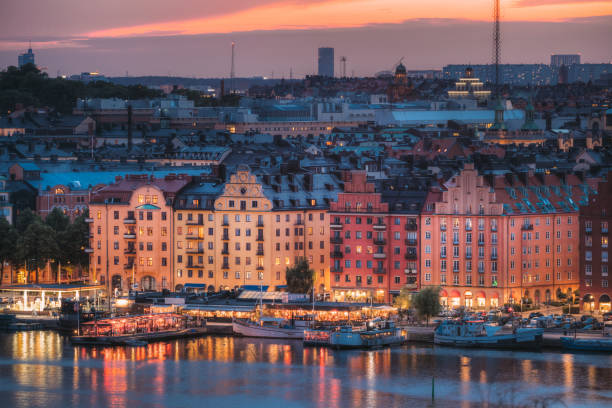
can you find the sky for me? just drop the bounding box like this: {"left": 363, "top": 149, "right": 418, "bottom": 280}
{"left": 0, "top": 0, "right": 611, "bottom": 77}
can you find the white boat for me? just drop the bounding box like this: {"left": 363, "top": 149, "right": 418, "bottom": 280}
{"left": 232, "top": 317, "right": 306, "bottom": 339}
{"left": 304, "top": 321, "right": 407, "bottom": 349}
{"left": 434, "top": 320, "right": 543, "bottom": 349}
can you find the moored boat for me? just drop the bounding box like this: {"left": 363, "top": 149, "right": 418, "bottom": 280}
{"left": 560, "top": 336, "right": 612, "bottom": 352}
{"left": 232, "top": 317, "right": 306, "bottom": 339}
{"left": 70, "top": 313, "right": 206, "bottom": 346}
{"left": 434, "top": 320, "right": 543, "bottom": 349}
{"left": 304, "top": 321, "right": 406, "bottom": 349}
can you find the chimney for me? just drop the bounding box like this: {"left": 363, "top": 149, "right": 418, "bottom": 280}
{"left": 127, "top": 104, "right": 133, "bottom": 151}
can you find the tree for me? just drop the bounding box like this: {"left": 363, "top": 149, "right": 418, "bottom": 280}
{"left": 45, "top": 207, "right": 70, "bottom": 233}
{"left": 15, "top": 208, "right": 39, "bottom": 234}
{"left": 0, "top": 218, "right": 18, "bottom": 285}
{"left": 393, "top": 285, "right": 414, "bottom": 310}
{"left": 17, "top": 221, "right": 59, "bottom": 283}
{"left": 413, "top": 286, "right": 441, "bottom": 326}
{"left": 285, "top": 257, "right": 314, "bottom": 294}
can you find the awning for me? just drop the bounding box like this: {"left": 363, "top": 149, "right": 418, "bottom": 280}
{"left": 274, "top": 285, "right": 288, "bottom": 291}
{"left": 476, "top": 292, "right": 486, "bottom": 299}
{"left": 490, "top": 292, "right": 499, "bottom": 299}
{"left": 440, "top": 289, "right": 448, "bottom": 297}
{"left": 184, "top": 283, "right": 206, "bottom": 289}
{"left": 241, "top": 285, "right": 269, "bottom": 291}
{"left": 450, "top": 290, "right": 461, "bottom": 298}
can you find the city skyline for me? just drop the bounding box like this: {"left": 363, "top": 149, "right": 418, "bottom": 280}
{"left": 0, "top": 1, "right": 611, "bottom": 77}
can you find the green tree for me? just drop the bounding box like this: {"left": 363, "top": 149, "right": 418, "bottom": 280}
{"left": 393, "top": 285, "right": 414, "bottom": 310}
{"left": 413, "top": 286, "right": 442, "bottom": 326}
{"left": 17, "top": 221, "right": 59, "bottom": 283}
{"left": 45, "top": 207, "right": 70, "bottom": 233}
{"left": 0, "top": 218, "right": 18, "bottom": 285}
{"left": 15, "top": 208, "right": 39, "bottom": 234}
{"left": 285, "top": 257, "right": 314, "bottom": 294}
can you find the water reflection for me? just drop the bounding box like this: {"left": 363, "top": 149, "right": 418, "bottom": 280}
{"left": 0, "top": 331, "right": 611, "bottom": 408}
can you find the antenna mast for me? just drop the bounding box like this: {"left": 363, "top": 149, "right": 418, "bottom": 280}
{"left": 341, "top": 56, "right": 347, "bottom": 78}
{"left": 493, "top": 0, "right": 501, "bottom": 99}
{"left": 230, "top": 41, "right": 236, "bottom": 93}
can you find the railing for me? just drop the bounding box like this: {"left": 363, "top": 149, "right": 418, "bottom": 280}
{"left": 521, "top": 224, "right": 533, "bottom": 230}
{"left": 330, "top": 251, "right": 344, "bottom": 258}
{"left": 84, "top": 248, "right": 94, "bottom": 253}
{"left": 222, "top": 221, "right": 229, "bottom": 226}
{"left": 123, "top": 264, "right": 134, "bottom": 270}
{"left": 373, "top": 223, "right": 387, "bottom": 230}
{"left": 124, "top": 233, "right": 136, "bottom": 239}
{"left": 404, "top": 269, "right": 417, "bottom": 274}
{"left": 373, "top": 238, "right": 386, "bottom": 245}
{"left": 465, "top": 225, "right": 472, "bottom": 231}
{"left": 222, "top": 234, "right": 230, "bottom": 240}
{"left": 331, "top": 266, "right": 343, "bottom": 273}
{"left": 256, "top": 249, "right": 264, "bottom": 256}
{"left": 405, "top": 238, "right": 417, "bottom": 246}
{"left": 257, "top": 221, "right": 264, "bottom": 227}
{"left": 330, "top": 222, "right": 343, "bottom": 229}
{"left": 124, "top": 249, "right": 136, "bottom": 255}
{"left": 123, "top": 218, "right": 136, "bottom": 224}
{"left": 256, "top": 266, "right": 264, "bottom": 270}
{"left": 585, "top": 227, "right": 592, "bottom": 234}
{"left": 372, "top": 268, "right": 386, "bottom": 274}
{"left": 221, "top": 263, "right": 230, "bottom": 269}
{"left": 186, "top": 220, "right": 204, "bottom": 226}
{"left": 478, "top": 240, "right": 485, "bottom": 246}
{"left": 294, "top": 220, "right": 304, "bottom": 225}
{"left": 491, "top": 225, "right": 497, "bottom": 232}
{"left": 491, "top": 254, "right": 498, "bottom": 260}
{"left": 440, "top": 225, "right": 447, "bottom": 231}
{"left": 465, "top": 253, "right": 472, "bottom": 259}
{"left": 221, "top": 248, "right": 229, "bottom": 255}
{"left": 373, "top": 253, "right": 386, "bottom": 259}
{"left": 186, "top": 248, "right": 204, "bottom": 254}
{"left": 256, "top": 236, "right": 264, "bottom": 241}
{"left": 405, "top": 252, "right": 417, "bottom": 260}
{"left": 405, "top": 223, "right": 418, "bottom": 231}
{"left": 330, "top": 237, "right": 343, "bottom": 244}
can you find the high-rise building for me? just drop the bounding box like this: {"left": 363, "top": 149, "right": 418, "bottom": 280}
{"left": 318, "top": 47, "right": 334, "bottom": 77}
{"left": 551, "top": 54, "right": 580, "bottom": 67}
{"left": 18, "top": 46, "right": 35, "bottom": 67}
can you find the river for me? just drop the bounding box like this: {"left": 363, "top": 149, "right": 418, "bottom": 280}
{"left": 0, "top": 331, "right": 610, "bottom": 407}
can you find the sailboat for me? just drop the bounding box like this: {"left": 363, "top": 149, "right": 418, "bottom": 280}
{"left": 232, "top": 284, "right": 307, "bottom": 339}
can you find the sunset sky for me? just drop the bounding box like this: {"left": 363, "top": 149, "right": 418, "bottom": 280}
{"left": 1, "top": 0, "right": 611, "bottom": 77}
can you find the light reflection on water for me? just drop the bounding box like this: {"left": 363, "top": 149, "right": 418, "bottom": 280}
{"left": 0, "top": 331, "right": 611, "bottom": 408}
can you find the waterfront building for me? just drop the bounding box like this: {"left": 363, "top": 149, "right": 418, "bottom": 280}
{"left": 88, "top": 174, "right": 192, "bottom": 294}
{"left": 328, "top": 171, "right": 423, "bottom": 303}
{"left": 421, "top": 164, "right": 593, "bottom": 308}
{"left": 173, "top": 165, "right": 340, "bottom": 295}
{"left": 318, "top": 47, "right": 334, "bottom": 77}
{"left": 580, "top": 174, "right": 611, "bottom": 313}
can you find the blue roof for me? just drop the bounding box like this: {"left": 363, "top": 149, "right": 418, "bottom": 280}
{"left": 390, "top": 109, "right": 524, "bottom": 124}
{"left": 135, "top": 204, "right": 160, "bottom": 210}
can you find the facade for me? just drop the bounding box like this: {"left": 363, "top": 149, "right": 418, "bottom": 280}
{"left": 18, "top": 47, "right": 35, "bottom": 67}
{"left": 329, "top": 172, "right": 423, "bottom": 303}
{"left": 37, "top": 183, "right": 90, "bottom": 220}
{"left": 0, "top": 176, "right": 12, "bottom": 223}
{"left": 318, "top": 47, "right": 335, "bottom": 77}
{"left": 447, "top": 67, "right": 491, "bottom": 100}
{"left": 551, "top": 54, "right": 580, "bottom": 67}
{"left": 88, "top": 174, "right": 192, "bottom": 295}
{"left": 580, "top": 175, "right": 611, "bottom": 313}
{"left": 173, "top": 165, "right": 337, "bottom": 294}
{"left": 216, "top": 120, "right": 365, "bottom": 140}
{"left": 421, "top": 164, "right": 591, "bottom": 309}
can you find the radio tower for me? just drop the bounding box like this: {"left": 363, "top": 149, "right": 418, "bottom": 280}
{"left": 491, "top": 0, "right": 506, "bottom": 131}
{"left": 230, "top": 41, "right": 236, "bottom": 93}
{"left": 493, "top": 0, "right": 501, "bottom": 99}
{"left": 340, "top": 56, "right": 347, "bottom": 78}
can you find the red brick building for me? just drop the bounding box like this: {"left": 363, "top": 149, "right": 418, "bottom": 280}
{"left": 580, "top": 174, "right": 611, "bottom": 313}
{"left": 329, "top": 171, "right": 424, "bottom": 303}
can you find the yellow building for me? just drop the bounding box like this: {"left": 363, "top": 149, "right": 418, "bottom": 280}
{"left": 173, "top": 165, "right": 340, "bottom": 294}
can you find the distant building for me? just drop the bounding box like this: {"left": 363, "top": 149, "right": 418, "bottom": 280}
{"left": 18, "top": 46, "right": 35, "bottom": 67}
{"left": 318, "top": 47, "right": 334, "bottom": 77}
{"left": 551, "top": 54, "right": 581, "bottom": 67}
{"left": 447, "top": 67, "right": 491, "bottom": 101}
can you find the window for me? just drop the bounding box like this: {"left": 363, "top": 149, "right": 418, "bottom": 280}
{"left": 425, "top": 273, "right": 431, "bottom": 282}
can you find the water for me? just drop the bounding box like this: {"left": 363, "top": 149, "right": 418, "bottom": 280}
{"left": 0, "top": 331, "right": 611, "bottom": 408}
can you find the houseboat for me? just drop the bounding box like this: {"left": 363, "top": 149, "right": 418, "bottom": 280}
{"left": 232, "top": 317, "right": 307, "bottom": 339}
{"left": 434, "top": 320, "right": 543, "bottom": 349}
{"left": 71, "top": 313, "right": 206, "bottom": 346}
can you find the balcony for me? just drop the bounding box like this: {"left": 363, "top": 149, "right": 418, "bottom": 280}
{"left": 186, "top": 235, "right": 202, "bottom": 240}
{"left": 405, "top": 222, "right": 418, "bottom": 231}
{"left": 405, "top": 238, "right": 417, "bottom": 246}
{"left": 331, "top": 251, "right": 344, "bottom": 259}
{"left": 186, "top": 248, "right": 204, "bottom": 254}
{"left": 256, "top": 236, "right": 264, "bottom": 242}
{"left": 440, "top": 225, "right": 447, "bottom": 231}
{"left": 585, "top": 227, "right": 592, "bottom": 234}
{"left": 84, "top": 247, "right": 94, "bottom": 253}
{"left": 373, "top": 223, "right": 387, "bottom": 230}
{"left": 222, "top": 221, "right": 229, "bottom": 226}
{"left": 187, "top": 263, "right": 204, "bottom": 268}
{"left": 330, "top": 222, "right": 343, "bottom": 229}
{"left": 603, "top": 228, "right": 609, "bottom": 234}
{"left": 123, "top": 263, "right": 134, "bottom": 270}
{"left": 330, "top": 236, "right": 343, "bottom": 244}
{"left": 372, "top": 268, "right": 386, "bottom": 274}
{"left": 257, "top": 221, "right": 264, "bottom": 228}
{"left": 123, "top": 217, "right": 136, "bottom": 224}
{"left": 256, "top": 249, "right": 264, "bottom": 256}
{"left": 405, "top": 252, "right": 417, "bottom": 260}
{"left": 221, "top": 263, "right": 230, "bottom": 269}
{"left": 440, "top": 253, "right": 446, "bottom": 259}
{"left": 453, "top": 240, "right": 459, "bottom": 245}
{"left": 478, "top": 240, "right": 485, "bottom": 246}
{"left": 221, "top": 248, "right": 229, "bottom": 255}
{"left": 331, "top": 266, "right": 343, "bottom": 273}
{"left": 404, "top": 268, "right": 417, "bottom": 274}
{"left": 465, "top": 225, "right": 472, "bottom": 231}
{"left": 373, "top": 238, "right": 386, "bottom": 245}
{"left": 521, "top": 224, "right": 533, "bottom": 231}
{"left": 85, "top": 218, "right": 94, "bottom": 223}
{"left": 373, "top": 252, "right": 386, "bottom": 259}
{"left": 294, "top": 220, "right": 304, "bottom": 226}
{"left": 256, "top": 266, "right": 264, "bottom": 271}
{"left": 466, "top": 253, "right": 472, "bottom": 259}
{"left": 222, "top": 234, "right": 230, "bottom": 241}
{"left": 478, "top": 269, "right": 485, "bottom": 274}
{"left": 491, "top": 225, "right": 497, "bottom": 232}
{"left": 124, "top": 233, "right": 136, "bottom": 239}
{"left": 186, "top": 220, "right": 204, "bottom": 226}
{"left": 491, "top": 254, "right": 498, "bottom": 260}
{"left": 124, "top": 249, "right": 136, "bottom": 255}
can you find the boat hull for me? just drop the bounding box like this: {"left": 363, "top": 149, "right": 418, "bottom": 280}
{"left": 232, "top": 320, "right": 304, "bottom": 339}
{"left": 560, "top": 337, "right": 612, "bottom": 352}
{"left": 71, "top": 328, "right": 207, "bottom": 346}
{"left": 434, "top": 332, "right": 543, "bottom": 349}
{"left": 304, "top": 328, "right": 406, "bottom": 349}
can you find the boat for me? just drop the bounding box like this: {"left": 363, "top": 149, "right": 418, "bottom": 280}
{"left": 70, "top": 313, "right": 207, "bottom": 346}
{"left": 559, "top": 336, "right": 612, "bottom": 352}
{"left": 232, "top": 317, "right": 306, "bottom": 339}
{"left": 434, "top": 320, "right": 543, "bottom": 349}
{"left": 304, "top": 321, "right": 407, "bottom": 349}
